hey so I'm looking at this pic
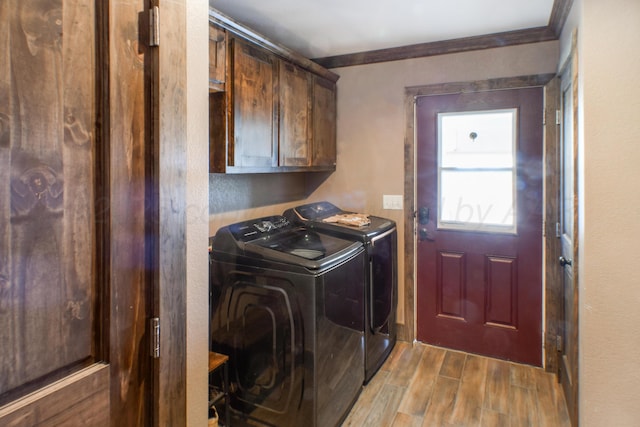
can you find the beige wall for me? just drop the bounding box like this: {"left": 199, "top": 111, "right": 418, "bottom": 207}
{"left": 315, "top": 42, "right": 559, "bottom": 325}
{"left": 561, "top": 0, "right": 640, "bottom": 425}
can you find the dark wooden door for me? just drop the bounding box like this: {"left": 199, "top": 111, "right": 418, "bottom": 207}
{"left": 0, "top": 0, "right": 156, "bottom": 425}
{"left": 415, "top": 88, "right": 543, "bottom": 366}
{"left": 559, "top": 56, "right": 579, "bottom": 426}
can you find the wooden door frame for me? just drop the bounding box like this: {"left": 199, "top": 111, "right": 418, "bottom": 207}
{"left": 104, "top": 0, "right": 188, "bottom": 427}
{"left": 149, "top": 0, "right": 188, "bottom": 425}
{"left": 556, "top": 31, "right": 580, "bottom": 426}
{"left": 105, "top": 0, "right": 189, "bottom": 423}
{"left": 542, "top": 76, "right": 562, "bottom": 374}
{"left": 400, "top": 75, "right": 556, "bottom": 367}
{"left": 108, "top": 0, "right": 189, "bottom": 423}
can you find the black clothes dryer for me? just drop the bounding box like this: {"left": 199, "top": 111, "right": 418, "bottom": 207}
{"left": 284, "top": 201, "right": 397, "bottom": 383}
{"left": 209, "top": 215, "right": 365, "bottom": 427}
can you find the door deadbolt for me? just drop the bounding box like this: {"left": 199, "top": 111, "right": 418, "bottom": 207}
{"left": 417, "top": 207, "right": 430, "bottom": 225}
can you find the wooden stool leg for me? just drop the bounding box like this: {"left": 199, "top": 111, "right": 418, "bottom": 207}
{"left": 223, "top": 362, "right": 230, "bottom": 426}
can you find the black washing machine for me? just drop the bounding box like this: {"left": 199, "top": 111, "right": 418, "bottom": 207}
{"left": 209, "top": 215, "right": 365, "bottom": 427}
{"left": 284, "top": 201, "right": 397, "bottom": 383}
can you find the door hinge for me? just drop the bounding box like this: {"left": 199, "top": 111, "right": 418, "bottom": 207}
{"left": 150, "top": 317, "right": 160, "bottom": 358}
{"left": 556, "top": 222, "right": 561, "bottom": 238}
{"left": 556, "top": 334, "right": 563, "bottom": 352}
{"left": 149, "top": 6, "right": 160, "bottom": 47}
{"left": 555, "top": 109, "right": 561, "bottom": 125}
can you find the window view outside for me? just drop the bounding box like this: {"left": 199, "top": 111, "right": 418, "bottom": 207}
{"left": 438, "top": 109, "right": 517, "bottom": 233}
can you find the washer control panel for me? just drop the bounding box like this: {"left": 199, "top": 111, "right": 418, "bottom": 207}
{"left": 229, "top": 216, "right": 291, "bottom": 242}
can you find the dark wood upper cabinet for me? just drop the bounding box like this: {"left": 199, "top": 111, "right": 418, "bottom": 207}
{"left": 229, "top": 37, "right": 279, "bottom": 170}
{"left": 209, "top": 8, "right": 339, "bottom": 174}
{"left": 312, "top": 76, "right": 337, "bottom": 168}
{"left": 279, "top": 66, "right": 337, "bottom": 169}
{"left": 210, "top": 36, "right": 279, "bottom": 173}
{"left": 280, "top": 61, "right": 313, "bottom": 167}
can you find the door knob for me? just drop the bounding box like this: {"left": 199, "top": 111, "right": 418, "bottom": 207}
{"left": 418, "top": 228, "right": 435, "bottom": 242}
{"left": 559, "top": 256, "right": 572, "bottom": 267}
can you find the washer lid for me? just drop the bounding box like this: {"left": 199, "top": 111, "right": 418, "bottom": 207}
{"left": 211, "top": 215, "right": 363, "bottom": 270}
{"left": 290, "top": 201, "right": 342, "bottom": 220}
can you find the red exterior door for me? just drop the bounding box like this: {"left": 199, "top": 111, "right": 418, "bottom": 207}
{"left": 415, "top": 87, "right": 543, "bottom": 366}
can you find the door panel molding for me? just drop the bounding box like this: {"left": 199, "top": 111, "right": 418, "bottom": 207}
{"left": 485, "top": 255, "right": 518, "bottom": 328}
{"left": 0, "top": 365, "right": 109, "bottom": 426}
{"left": 436, "top": 251, "right": 466, "bottom": 320}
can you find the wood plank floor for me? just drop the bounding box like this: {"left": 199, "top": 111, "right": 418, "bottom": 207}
{"left": 343, "top": 341, "right": 571, "bottom": 427}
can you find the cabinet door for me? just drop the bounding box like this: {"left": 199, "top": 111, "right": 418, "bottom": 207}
{"left": 209, "top": 24, "right": 226, "bottom": 92}
{"left": 312, "top": 76, "right": 337, "bottom": 167}
{"left": 279, "top": 62, "right": 312, "bottom": 167}
{"left": 230, "top": 38, "right": 278, "bottom": 169}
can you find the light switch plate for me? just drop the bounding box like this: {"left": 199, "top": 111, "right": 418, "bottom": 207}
{"left": 383, "top": 195, "right": 403, "bottom": 210}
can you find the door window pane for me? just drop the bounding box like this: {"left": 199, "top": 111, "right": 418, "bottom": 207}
{"left": 438, "top": 109, "right": 517, "bottom": 233}
{"left": 440, "top": 170, "right": 514, "bottom": 227}
{"left": 440, "top": 110, "right": 515, "bottom": 168}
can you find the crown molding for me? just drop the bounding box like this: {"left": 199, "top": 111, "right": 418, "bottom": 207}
{"left": 312, "top": 0, "right": 572, "bottom": 69}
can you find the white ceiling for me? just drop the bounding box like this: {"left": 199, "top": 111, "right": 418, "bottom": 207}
{"left": 208, "top": 0, "right": 556, "bottom": 59}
